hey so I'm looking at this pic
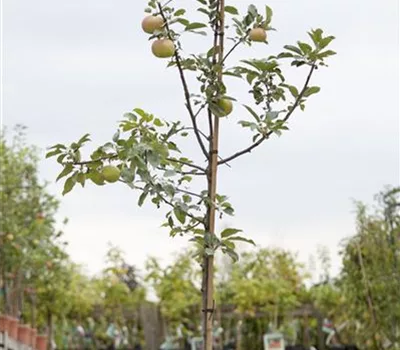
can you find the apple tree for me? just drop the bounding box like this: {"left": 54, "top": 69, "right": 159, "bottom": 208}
{"left": 48, "top": 0, "right": 335, "bottom": 346}
{"left": 0, "top": 126, "right": 64, "bottom": 319}
{"left": 339, "top": 187, "right": 400, "bottom": 349}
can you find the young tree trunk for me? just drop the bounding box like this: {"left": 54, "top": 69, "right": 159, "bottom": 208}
{"left": 47, "top": 308, "right": 53, "bottom": 350}
{"left": 202, "top": 1, "right": 225, "bottom": 349}
{"left": 235, "top": 319, "right": 242, "bottom": 350}
{"left": 30, "top": 294, "right": 37, "bottom": 329}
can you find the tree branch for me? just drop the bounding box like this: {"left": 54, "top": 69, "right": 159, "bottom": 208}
{"left": 66, "top": 155, "right": 118, "bottom": 166}
{"left": 166, "top": 158, "right": 207, "bottom": 172}
{"left": 131, "top": 181, "right": 205, "bottom": 224}
{"left": 157, "top": 166, "right": 206, "bottom": 176}
{"left": 218, "top": 63, "right": 317, "bottom": 166}
{"left": 157, "top": 2, "right": 209, "bottom": 160}
{"left": 182, "top": 126, "right": 209, "bottom": 141}
{"left": 222, "top": 36, "right": 247, "bottom": 65}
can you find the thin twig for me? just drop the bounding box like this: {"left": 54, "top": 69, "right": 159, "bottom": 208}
{"left": 126, "top": 182, "right": 204, "bottom": 224}
{"left": 157, "top": 2, "right": 209, "bottom": 160}
{"left": 218, "top": 63, "right": 317, "bottom": 166}
{"left": 222, "top": 36, "right": 247, "bottom": 65}
{"left": 67, "top": 154, "right": 118, "bottom": 166}
{"left": 157, "top": 167, "right": 206, "bottom": 176}
{"left": 166, "top": 157, "right": 207, "bottom": 172}
{"left": 182, "top": 126, "right": 209, "bottom": 141}
{"left": 160, "top": 0, "right": 173, "bottom": 8}
{"left": 194, "top": 104, "right": 206, "bottom": 119}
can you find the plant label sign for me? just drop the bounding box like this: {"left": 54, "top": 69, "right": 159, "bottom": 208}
{"left": 263, "top": 333, "right": 285, "bottom": 350}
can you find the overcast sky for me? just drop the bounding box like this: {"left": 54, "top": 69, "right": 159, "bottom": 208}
{"left": 2, "top": 0, "right": 399, "bottom": 280}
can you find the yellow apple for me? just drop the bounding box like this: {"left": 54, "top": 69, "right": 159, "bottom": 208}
{"left": 101, "top": 165, "right": 121, "bottom": 183}
{"left": 6, "top": 233, "right": 14, "bottom": 241}
{"left": 249, "top": 28, "right": 267, "bottom": 42}
{"left": 141, "top": 15, "right": 164, "bottom": 34}
{"left": 217, "top": 98, "right": 233, "bottom": 117}
{"left": 151, "top": 39, "right": 175, "bottom": 58}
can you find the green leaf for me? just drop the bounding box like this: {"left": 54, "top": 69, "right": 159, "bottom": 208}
{"left": 182, "top": 194, "right": 191, "bottom": 203}
{"left": 154, "top": 118, "right": 164, "bottom": 127}
{"left": 112, "top": 130, "right": 120, "bottom": 142}
{"left": 222, "top": 204, "right": 234, "bottom": 216}
{"left": 265, "top": 5, "right": 273, "bottom": 24}
{"left": 246, "top": 72, "right": 257, "bottom": 84}
{"left": 77, "top": 133, "right": 91, "bottom": 146}
{"left": 225, "top": 236, "right": 256, "bottom": 245}
{"left": 62, "top": 174, "right": 77, "bottom": 195}
{"left": 320, "top": 36, "right": 335, "bottom": 49}
{"left": 308, "top": 28, "right": 323, "bottom": 47}
{"left": 123, "top": 112, "right": 137, "bottom": 121}
{"left": 174, "top": 9, "right": 186, "bottom": 16}
{"left": 303, "top": 86, "right": 321, "bottom": 97}
{"left": 174, "top": 208, "right": 186, "bottom": 224}
{"left": 87, "top": 171, "right": 105, "bottom": 186}
{"left": 222, "top": 247, "right": 239, "bottom": 262}
{"left": 288, "top": 85, "right": 299, "bottom": 98}
{"left": 56, "top": 154, "right": 66, "bottom": 163}
{"left": 222, "top": 240, "right": 235, "bottom": 250}
{"left": 221, "top": 228, "right": 242, "bottom": 239}
{"left": 185, "top": 22, "right": 207, "bottom": 31}
{"left": 298, "top": 42, "right": 312, "bottom": 54}
{"left": 291, "top": 60, "right": 306, "bottom": 67}
{"left": 77, "top": 173, "right": 86, "bottom": 187}
{"left": 138, "top": 191, "right": 148, "bottom": 207}
{"left": 197, "top": 8, "right": 209, "bottom": 16}
{"left": 48, "top": 143, "right": 66, "bottom": 150}
{"left": 190, "top": 30, "right": 207, "bottom": 36}
{"left": 243, "top": 105, "right": 260, "bottom": 122}
{"left": 248, "top": 4, "right": 258, "bottom": 18}
{"left": 176, "top": 18, "right": 190, "bottom": 26}
{"left": 284, "top": 45, "right": 302, "bottom": 55}
{"left": 277, "top": 52, "right": 294, "bottom": 59}
{"left": 46, "top": 149, "right": 62, "bottom": 158}
{"left": 224, "top": 6, "right": 238, "bottom": 15}
{"left": 317, "top": 50, "right": 336, "bottom": 59}
{"left": 133, "top": 107, "right": 146, "bottom": 116}
{"left": 56, "top": 164, "right": 73, "bottom": 182}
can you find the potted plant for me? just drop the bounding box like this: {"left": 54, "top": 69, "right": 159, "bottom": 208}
{"left": 7, "top": 317, "right": 19, "bottom": 339}
{"left": 0, "top": 315, "right": 10, "bottom": 334}
{"left": 30, "top": 328, "right": 38, "bottom": 348}
{"left": 36, "top": 334, "right": 48, "bottom": 350}
{"left": 17, "top": 324, "right": 31, "bottom": 345}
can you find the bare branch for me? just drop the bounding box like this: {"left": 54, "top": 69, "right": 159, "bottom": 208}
{"left": 182, "top": 126, "right": 209, "bottom": 141}
{"left": 222, "top": 36, "right": 247, "bottom": 65}
{"left": 157, "top": 2, "right": 209, "bottom": 160}
{"left": 218, "top": 63, "right": 317, "bottom": 166}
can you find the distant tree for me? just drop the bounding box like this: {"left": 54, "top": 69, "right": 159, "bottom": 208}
{"left": 145, "top": 251, "right": 201, "bottom": 335}
{"left": 339, "top": 187, "right": 400, "bottom": 349}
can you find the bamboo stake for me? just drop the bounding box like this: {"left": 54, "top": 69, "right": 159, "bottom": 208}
{"left": 202, "top": 0, "right": 225, "bottom": 349}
